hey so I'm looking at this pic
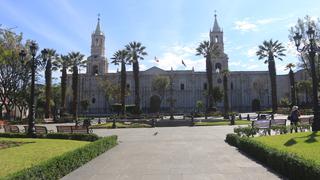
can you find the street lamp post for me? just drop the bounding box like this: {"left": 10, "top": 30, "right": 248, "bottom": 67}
{"left": 19, "top": 41, "right": 46, "bottom": 136}
{"left": 293, "top": 26, "right": 320, "bottom": 131}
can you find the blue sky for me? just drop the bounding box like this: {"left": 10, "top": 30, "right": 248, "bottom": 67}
{"left": 1, "top": 0, "right": 320, "bottom": 80}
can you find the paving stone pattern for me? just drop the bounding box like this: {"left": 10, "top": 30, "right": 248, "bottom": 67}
{"left": 62, "top": 126, "right": 282, "bottom": 180}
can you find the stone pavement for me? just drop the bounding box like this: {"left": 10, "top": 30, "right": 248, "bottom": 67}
{"left": 62, "top": 126, "right": 282, "bottom": 180}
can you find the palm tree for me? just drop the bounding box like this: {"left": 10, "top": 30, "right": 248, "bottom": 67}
{"left": 256, "top": 39, "right": 286, "bottom": 113}
{"left": 69, "top": 52, "right": 86, "bottom": 125}
{"left": 221, "top": 69, "right": 230, "bottom": 119}
{"left": 111, "top": 50, "right": 129, "bottom": 115}
{"left": 52, "top": 54, "right": 72, "bottom": 117}
{"left": 285, "top": 63, "right": 296, "bottom": 107}
{"left": 126, "top": 42, "right": 147, "bottom": 113}
{"left": 196, "top": 41, "right": 214, "bottom": 110}
{"left": 42, "top": 49, "right": 58, "bottom": 119}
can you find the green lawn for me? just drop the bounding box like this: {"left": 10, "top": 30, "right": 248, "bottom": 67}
{"left": 0, "top": 138, "right": 89, "bottom": 178}
{"left": 254, "top": 132, "right": 320, "bottom": 165}
{"left": 195, "top": 120, "right": 251, "bottom": 126}
{"left": 91, "top": 122, "right": 151, "bottom": 129}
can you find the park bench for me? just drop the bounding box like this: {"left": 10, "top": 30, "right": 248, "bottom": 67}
{"left": 299, "top": 117, "right": 312, "bottom": 132}
{"left": 3, "top": 125, "right": 20, "bottom": 133}
{"left": 56, "top": 125, "right": 92, "bottom": 134}
{"left": 43, "top": 118, "right": 54, "bottom": 123}
{"left": 252, "top": 120, "right": 271, "bottom": 135}
{"left": 270, "top": 119, "right": 287, "bottom": 134}
{"left": 271, "top": 119, "right": 287, "bottom": 126}
{"left": 23, "top": 126, "right": 53, "bottom": 134}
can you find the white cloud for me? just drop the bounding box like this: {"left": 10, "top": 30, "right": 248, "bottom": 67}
{"left": 285, "top": 41, "right": 299, "bottom": 56}
{"left": 246, "top": 64, "right": 259, "bottom": 70}
{"left": 152, "top": 41, "right": 205, "bottom": 71}
{"left": 234, "top": 21, "right": 257, "bottom": 31}
{"left": 229, "top": 61, "right": 241, "bottom": 66}
{"left": 256, "top": 17, "right": 287, "bottom": 25}
{"left": 247, "top": 47, "right": 258, "bottom": 57}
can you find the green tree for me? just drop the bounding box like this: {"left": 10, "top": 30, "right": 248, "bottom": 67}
{"left": 98, "top": 78, "right": 123, "bottom": 113}
{"left": 289, "top": 15, "right": 320, "bottom": 81}
{"left": 111, "top": 50, "right": 129, "bottom": 115}
{"left": 80, "top": 99, "right": 90, "bottom": 113}
{"left": 256, "top": 39, "right": 286, "bottom": 113}
{"left": 53, "top": 54, "right": 71, "bottom": 117}
{"left": 69, "top": 52, "right": 86, "bottom": 125}
{"left": 41, "top": 49, "right": 58, "bottom": 119}
{"left": 196, "top": 100, "right": 204, "bottom": 113}
{"left": 212, "top": 86, "right": 223, "bottom": 105}
{"left": 152, "top": 75, "right": 169, "bottom": 100}
{"left": 296, "top": 80, "right": 312, "bottom": 104}
{"left": 222, "top": 69, "right": 230, "bottom": 118}
{"left": 285, "top": 63, "right": 296, "bottom": 107}
{"left": 51, "top": 84, "right": 61, "bottom": 121}
{"left": 126, "top": 42, "right": 147, "bottom": 113}
{"left": 279, "top": 97, "right": 290, "bottom": 107}
{"left": 0, "top": 27, "right": 30, "bottom": 120}
{"left": 196, "top": 41, "right": 214, "bottom": 110}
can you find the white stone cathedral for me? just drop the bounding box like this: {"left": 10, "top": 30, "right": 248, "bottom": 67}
{"left": 66, "top": 15, "right": 309, "bottom": 115}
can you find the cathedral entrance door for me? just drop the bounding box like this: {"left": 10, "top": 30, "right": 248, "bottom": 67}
{"left": 150, "top": 95, "right": 161, "bottom": 113}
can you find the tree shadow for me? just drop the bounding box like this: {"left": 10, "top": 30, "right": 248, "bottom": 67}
{"left": 284, "top": 138, "right": 297, "bottom": 146}
{"left": 283, "top": 132, "right": 319, "bottom": 146}
{"left": 305, "top": 132, "right": 319, "bottom": 143}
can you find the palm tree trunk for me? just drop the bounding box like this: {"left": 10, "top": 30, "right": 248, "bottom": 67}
{"left": 45, "top": 59, "right": 52, "bottom": 118}
{"left": 72, "top": 65, "right": 78, "bottom": 125}
{"left": 289, "top": 69, "right": 296, "bottom": 107}
{"left": 133, "top": 61, "right": 140, "bottom": 112}
{"left": 60, "top": 66, "right": 67, "bottom": 117}
{"left": 206, "top": 56, "right": 214, "bottom": 109}
{"left": 223, "top": 74, "right": 229, "bottom": 118}
{"left": 120, "top": 60, "right": 126, "bottom": 115}
{"left": 268, "top": 59, "right": 278, "bottom": 113}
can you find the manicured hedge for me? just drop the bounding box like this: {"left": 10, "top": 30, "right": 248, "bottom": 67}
{"left": 225, "top": 133, "right": 320, "bottom": 180}
{"left": 3, "top": 135, "right": 117, "bottom": 180}
{"left": 0, "top": 133, "right": 99, "bottom": 142}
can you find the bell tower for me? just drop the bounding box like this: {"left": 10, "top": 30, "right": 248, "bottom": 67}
{"left": 87, "top": 14, "right": 108, "bottom": 75}
{"left": 209, "top": 12, "right": 228, "bottom": 72}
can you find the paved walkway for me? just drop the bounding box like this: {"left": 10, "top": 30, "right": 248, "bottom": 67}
{"left": 62, "top": 126, "right": 282, "bottom": 180}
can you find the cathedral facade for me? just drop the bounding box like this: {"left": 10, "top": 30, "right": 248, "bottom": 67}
{"left": 66, "top": 15, "right": 308, "bottom": 115}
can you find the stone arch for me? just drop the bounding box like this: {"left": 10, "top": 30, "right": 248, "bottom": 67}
{"left": 150, "top": 95, "right": 161, "bottom": 113}
{"left": 252, "top": 99, "right": 261, "bottom": 112}
{"left": 215, "top": 63, "right": 222, "bottom": 71}
{"left": 92, "top": 65, "right": 99, "bottom": 75}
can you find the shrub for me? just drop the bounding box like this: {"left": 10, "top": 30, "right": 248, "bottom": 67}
{"left": 225, "top": 133, "right": 240, "bottom": 147}
{"left": 270, "top": 125, "right": 289, "bottom": 134}
{"left": 126, "top": 105, "right": 136, "bottom": 114}
{"left": 4, "top": 135, "right": 117, "bottom": 180}
{"left": 0, "top": 133, "right": 99, "bottom": 142}
{"left": 233, "top": 126, "right": 258, "bottom": 137}
{"left": 225, "top": 134, "right": 320, "bottom": 179}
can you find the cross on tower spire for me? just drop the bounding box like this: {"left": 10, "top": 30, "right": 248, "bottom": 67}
{"left": 212, "top": 10, "right": 221, "bottom": 32}
{"left": 95, "top": 13, "right": 102, "bottom": 35}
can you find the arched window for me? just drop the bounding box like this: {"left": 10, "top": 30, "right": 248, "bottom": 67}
{"left": 92, "top": 65, "right": 99, "bottom": 75}
{"left": 92, "top": 97, "right": 96, "bottom": 104}
{"left": 180, "top": 83, "right": 185, "bottom": 90}
{"left": 96, "top": 38, "right": 99, "bottom": 46}
{"left": 126, "top": 84, "right": 130, "bottom": 89}
{"left": 203, "top": 83, "right": 207, "bottom": 90}
{"left": 231, "top": 82, "right": 234, "bottom": 90}
{"left": 215, "top": 63, "right": 222, "bottom": 71}
{"left": 215, "top": 36, "right": 219, "bottom": 43}
{"left": 217, "top": 78, "right": 222, "bottom": 84}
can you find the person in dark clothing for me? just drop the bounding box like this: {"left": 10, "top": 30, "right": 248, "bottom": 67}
{"left": 290, "top": 106, "right": 300, "bottom": 133}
